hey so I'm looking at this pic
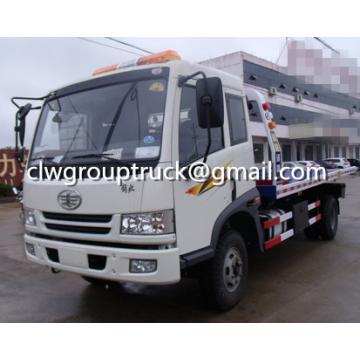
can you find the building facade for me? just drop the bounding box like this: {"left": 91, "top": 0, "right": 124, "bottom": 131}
{"left": 0, "top": 149, "right": 28, "bottom": 188}
{"left": 201, "top": 51, "right": 360, "bottom": 165}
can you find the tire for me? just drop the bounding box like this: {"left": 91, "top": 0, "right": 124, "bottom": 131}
{"left": 199, "top": 230, "right": 248, "bottom": 311}
{"left": 319, "top": 194, "right": 338, "bottom": 240}
{"left": 81, "top": 276, "right": 118, "bottom": 287}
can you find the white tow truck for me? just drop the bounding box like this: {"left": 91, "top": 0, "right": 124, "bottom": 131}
{"left": 12, "top": 50, "right": 357, "bottom": 311}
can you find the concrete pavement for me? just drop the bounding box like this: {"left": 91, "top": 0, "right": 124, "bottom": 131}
{"left": 1, "top": 174, "right": 360, "bottom": 322}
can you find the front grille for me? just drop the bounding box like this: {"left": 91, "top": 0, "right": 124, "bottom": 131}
{"left": 45, "top": 223, "right": 111, "bottom": 234}
{"left": 43, "top": 212, "right": 112, "bottom": 223}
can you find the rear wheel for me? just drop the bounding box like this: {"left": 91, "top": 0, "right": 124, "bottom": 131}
{"left": 199, "top": 230, "right": 248, "bottom": 311}
{"left": 319, "top": 194, "right": 338, "bottom": 240}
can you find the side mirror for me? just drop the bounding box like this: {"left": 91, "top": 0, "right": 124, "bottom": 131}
{"left": 196, "top": 77, "right": 224, "bottom": 129}
{"left": 16, "top": 103, "right": 32, "bottom": 147}
{"left": 18, "top": 103, "right": 32, "bottom": 120}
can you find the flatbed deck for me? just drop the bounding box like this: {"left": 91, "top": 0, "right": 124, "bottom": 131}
{"left": 256, "top": 166, "right": 357, "bottom": 199}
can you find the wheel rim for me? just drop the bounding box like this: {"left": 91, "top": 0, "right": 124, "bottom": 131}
{"left": 223, "top": 247, "right": 243, "bottom": 293}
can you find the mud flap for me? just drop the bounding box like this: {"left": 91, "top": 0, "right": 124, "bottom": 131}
{"left": 292, "top": 201, "right": 309, "bottom": 234}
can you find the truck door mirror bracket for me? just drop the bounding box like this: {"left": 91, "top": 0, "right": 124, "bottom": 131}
{"left": 13, "top": 147, "right": 26, "bottom": 171}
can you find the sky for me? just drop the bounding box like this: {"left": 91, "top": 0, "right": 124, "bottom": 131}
{"left": 1, "top": 36, "right": 360, "bottom": 149}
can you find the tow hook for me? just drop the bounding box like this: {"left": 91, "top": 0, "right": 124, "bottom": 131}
{"left": 51, "top": 268, "right": 61, "bottom": 274}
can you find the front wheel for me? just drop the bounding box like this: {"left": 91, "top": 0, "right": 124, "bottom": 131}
{"left": 199, "top": 230, "right": 248, "bottom": 311}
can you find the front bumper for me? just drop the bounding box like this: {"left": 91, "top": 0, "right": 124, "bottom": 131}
{"left": 24, "top": 233, "right": 181, "bottom": 285}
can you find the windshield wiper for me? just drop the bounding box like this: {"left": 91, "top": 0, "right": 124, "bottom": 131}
{"left": 29, "top": 156, "right": 61, "bottom": 165}
{"left": 71, "top": 153, "right": 132, "bottom": 166}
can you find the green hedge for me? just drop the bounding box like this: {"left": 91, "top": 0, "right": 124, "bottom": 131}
{"left": 0, "top": 183, "right": 15, "bottom": 198}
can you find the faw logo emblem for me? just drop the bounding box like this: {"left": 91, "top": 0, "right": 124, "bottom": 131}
{"left": 58, "top": 189, "right": 82, "bottom": 210}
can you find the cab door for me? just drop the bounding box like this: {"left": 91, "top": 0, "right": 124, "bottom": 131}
{"left": 173, "top": 84, "right": 234, "bottom": 256}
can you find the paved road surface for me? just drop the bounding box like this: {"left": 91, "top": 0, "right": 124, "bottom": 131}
{"left": 1, "top": 174, "right": 360, "bottom": 322}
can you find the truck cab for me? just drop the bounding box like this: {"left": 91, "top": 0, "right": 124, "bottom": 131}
{"left": 13, "top": 50, "right": 260, "bottom": 310}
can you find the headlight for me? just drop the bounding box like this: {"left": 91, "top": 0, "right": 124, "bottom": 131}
{"left": 24, "top": 208, "right": 36, "bottom": 226}
{"left": 121, "top": 210, "right": 174, "bottom": 235}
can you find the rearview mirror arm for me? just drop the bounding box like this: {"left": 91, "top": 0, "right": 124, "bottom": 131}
{"left": 178, "top": 71, "right": 207, "bottom": 87}
{"left": 11, "top": 94, "right": 51, "bottom": 109}
{"left": 202, "top": 95, "right": 212, "bottom": 165}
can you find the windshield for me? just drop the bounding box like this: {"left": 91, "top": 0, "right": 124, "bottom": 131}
{"left": 29, "top": 73, "right": 168, "bottom": 167}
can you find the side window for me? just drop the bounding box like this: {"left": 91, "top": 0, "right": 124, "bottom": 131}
{"left": 179, "top": 86, "right": 224, "bottom": 165}
{"left": 253, "top": 143, "right": 264, "bottom": 163}
{"left": 226, "top": 94, "right": 247, "bottom": 146}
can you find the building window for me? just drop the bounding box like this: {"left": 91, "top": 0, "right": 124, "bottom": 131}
{"left": 305, "top": 145, "right": 313, "bottom": 160}
{"left": 282, "top": 144, "right": 291, "bottom": 161}
{"left": 356, "top": 147, "right": 360, "bottom": 158}
{"left": 342, "top": 146, "right": 346, "bottom": 157}
{"left": 334, "top": 146, "right": 339, "bottom": 157}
